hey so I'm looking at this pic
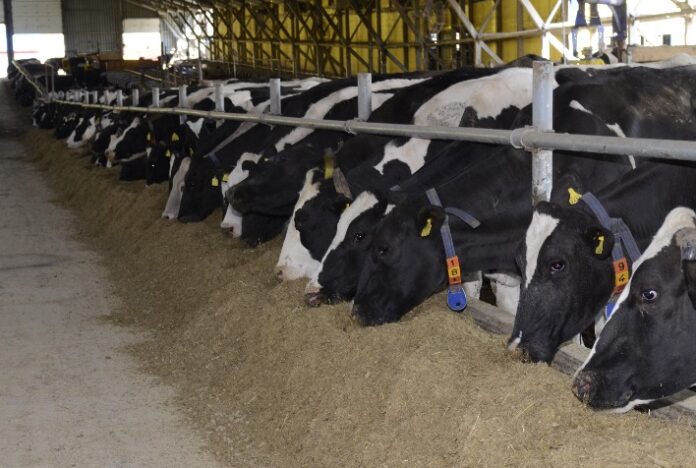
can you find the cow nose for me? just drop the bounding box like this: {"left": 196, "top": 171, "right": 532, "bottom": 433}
{"left": 305, "top": 290, "right": 324, "bottom": 307}
{"left": 572, "top": 370, "right": 596, "bottom": 403}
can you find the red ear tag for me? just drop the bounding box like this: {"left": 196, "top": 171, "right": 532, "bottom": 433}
{"left": 446, "top": 256, "right": 462, "bottom": 285}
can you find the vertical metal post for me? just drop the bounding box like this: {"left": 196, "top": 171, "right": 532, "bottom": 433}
{"left": 357, "top": 73, "right": 372, "bottom": 121}
{"left": 132, "top": 88, "right": 140, "bottom": 107}
{"left": 214, "top": 83, "right": 225, "bottom": 111}
{"left": 91, "top": 91, "right": 98, "bottom": 104}
{"left": 178, "top": 85, "right": 188, "bottom": 123}
{"left": 269, "top": 78, "right": 281, "bottom": 115}
{"left": 197, "top": 57, "right": 204, "bottom": 82}
{"left": 83, "top": 91, "right": 89, "bottom": 104}
{"left": 152, "top": 87, "right": 160, "bottom": 108}
{"left": 116, "top": 90, "right": 124, "bottom": 107}
{"left": 531, "top": 61, "right": 554, "bottom": 204}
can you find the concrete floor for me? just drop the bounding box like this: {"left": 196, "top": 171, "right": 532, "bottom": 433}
{"left": 0, "top": 91, "right": 219, "bottom": 466}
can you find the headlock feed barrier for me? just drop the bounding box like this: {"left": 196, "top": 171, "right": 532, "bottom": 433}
{"left": 14, "top": 59, "right": 696, "bottom": 424}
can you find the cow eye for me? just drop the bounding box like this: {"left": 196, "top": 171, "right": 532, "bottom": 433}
{"left": 549, "top": 260, "right": 565, "bottom": 274}
{"left": 377, "top": 245, "right": 389, "bottom": 257}
{"left": 640, "top": 289, "right": 658, "bottom": 303}
{"left": 353, "top": 232, "right": 366, "bottom": 243}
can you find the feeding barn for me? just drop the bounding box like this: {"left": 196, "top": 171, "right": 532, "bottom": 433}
{"left": 5, "top": 0, "right": 696, "bottom": 466}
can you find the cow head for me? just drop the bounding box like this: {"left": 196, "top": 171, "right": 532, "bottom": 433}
{"left": 509, "top": 202, "right": 615, "bottom": 363}
{"left": 178, "top": 157, "right": 224, "bottom": 223}
{"left": 351, "top": 201, "right": 449, "bottom": 325}
{"left": 573, "top": 208, "right": 696, "bottom": 411}
{"left": 305, "top": 192, "right": 387, "bottom": 306}
{"left": 230, "top": 144, "right": 324, "bottom": 218}
{"left": 294, "top": 180, "right": 353, "bottom": 262}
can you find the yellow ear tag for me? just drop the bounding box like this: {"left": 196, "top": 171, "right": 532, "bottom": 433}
{"left": 211, "top": 176, "right": 219, "bottom": 187}
{"left": 595, "top": 235, "right": 605, "bottom": 255}
{"left": 164, "top": 149, "right": 171, "bottom": 158}
{"left": 420, "top": 217, "right": 433, "bottom": 238}
{"left": 189, "top": 147, "right": 194, "bottom": 156}
{"left": 568, "top": 188, "right": 582, "bottom": 205}
{"left": 172, "top": 133, "right": 180, "bottom": 142}
{"left": 147, "top": 133, "right": 152, "bottom": 141}
{"left": 222, "top": 173, "right": 229, "bottom": 183}
{"left": 324, "top": 154, "right": 334, "bottom": 180}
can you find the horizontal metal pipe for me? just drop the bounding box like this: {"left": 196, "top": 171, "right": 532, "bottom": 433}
{"left": 50, "top": 99, "right": 696, "bottom": 162}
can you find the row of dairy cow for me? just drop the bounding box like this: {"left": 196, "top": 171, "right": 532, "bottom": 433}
{"left": 23, "top": 54, "right": 696, "bottom": 413}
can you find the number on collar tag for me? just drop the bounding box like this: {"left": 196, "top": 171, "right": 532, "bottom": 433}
{"left": 612, "top": 257, "right": 629, "bottom": 293}
{"left": 447, "top": 286, "right": 468, "bottom": 312}
{"left": 446, "top": 256, "right": 462, "bottom": 285}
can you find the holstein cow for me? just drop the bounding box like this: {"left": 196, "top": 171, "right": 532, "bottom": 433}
{"left": 572, "top": 207, "right": 696, "bottom": 411}
{"left": 224, "top": 74, "right": 432, "bottom": 240}
{"left": 226, "top": 75, "right": 427, "bottom": 244}
{"left": 278, "top": 64, "right": 546, "bottom": 282}
{"left": 509, "top": 65, "right": 696, "bottom": 362}
{"left": 510, "top": 162, "right": 696, "bottom": 363}
{"left": 347, "top": 117, "right": 635, "bottom": 326}
{"left": 161, "top": 79, "right": 328, "bottom": 220}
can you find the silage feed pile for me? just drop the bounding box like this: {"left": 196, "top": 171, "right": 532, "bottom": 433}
{"left": 27, "top": 125, "right": 696, "bottom": 467}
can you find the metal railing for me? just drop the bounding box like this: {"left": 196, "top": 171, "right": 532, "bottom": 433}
{"left": 23, "top": 60, "right": 696, "bottom": 205}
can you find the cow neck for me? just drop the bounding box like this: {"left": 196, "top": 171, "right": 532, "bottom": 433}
{"left": 425, "top": 188, "right": 479, "bottom": 312}
{"left": 577, "top": 192, "right": 641, "bottom": 319}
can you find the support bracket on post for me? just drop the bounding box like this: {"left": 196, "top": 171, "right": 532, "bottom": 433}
{"left": 531, "top": 61, "right": 554, "bottom": 204}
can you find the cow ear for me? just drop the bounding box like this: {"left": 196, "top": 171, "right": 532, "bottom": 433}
{"left": 583, "top": 225, "right": 613, "bottom": 259}
{"left": 551, "top": 173, "right": 583, "bottom": 206}
{"left": 677, "top": 228, "right": 696, "bottom": 307}
{"left": 416, "top": 206, "right": 446, "bottom": 238}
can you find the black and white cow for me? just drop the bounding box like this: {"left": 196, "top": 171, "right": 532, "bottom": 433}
{"left": 160, "top": 78, "right": 327, "bottom": 220}
{"left": 225, "top": 79, "right": 422, "bottom": 243}
{"left": 509, "top": 65, "right": 696, "bottom": 362}
{"left": 510, "top": 162, "right": 696, "bottom": 363}
{"left": 573, "top": 207, "right": 696, "bottom": 411}
{"left": 277, "top": 65, "right": 545, "bottom": 281}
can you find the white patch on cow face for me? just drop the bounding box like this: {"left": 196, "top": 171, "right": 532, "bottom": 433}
{"left": 219, "top": 152, "right": 262, "bottom": 237}
{"left": 524, "top": 212, "right": 560, "bottom": 289}
{"left": 276, "top": 170, "right": 322, "bottom": 281}
{"left": 221, "top": 205, "right": 244, "bottom": 237}
{"left": 186, "top": 118, "right": 205, "bottom": 137}
{"left": 413, "top": 68, "right": 542, "bottom": 126}
{"left": 569, "top": 100, "right": 593, "bottom": 115}
{"left": 306, "top": 191, "right": 380, "bottom": 293}
{"left": 229, "top": 152, "right": 261, "bottom": 187}
{"left": 273, "top": 78, "right": 428, "bottom": 152}
{"left": 375, "top": 138, "right": 431, "bottom": 175}
{"left": 385, "top": 204, "right": 395, "bottom": 215}
{"left": 576, "top": 207, "right": 696, "bottom": 376}
{"left": 162, "top": 157, "right": 191, "bottom": 220}
{"left": 106, "top": 117, "right": 140, "bottom": 158}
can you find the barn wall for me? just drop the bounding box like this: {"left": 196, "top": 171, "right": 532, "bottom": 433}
{"left": 210, "top": 0, "right": 565, "bottom": 78}
{"left": 12, "top": 0, "right": 62, "bottom": 34}
{"left": 62, "top": 0, "right": 122, "bottom": 56}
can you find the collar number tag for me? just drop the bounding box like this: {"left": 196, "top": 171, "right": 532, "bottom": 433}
{"left": 446, "top": 256, "right": 467, "bottom": 312}
{"left": 612, "top": 257, "right": 629, "bottom": 294}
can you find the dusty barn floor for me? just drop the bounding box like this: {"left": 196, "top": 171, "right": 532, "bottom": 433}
{"left": 4, "top": 83, "right": 696, "bottom": 467}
